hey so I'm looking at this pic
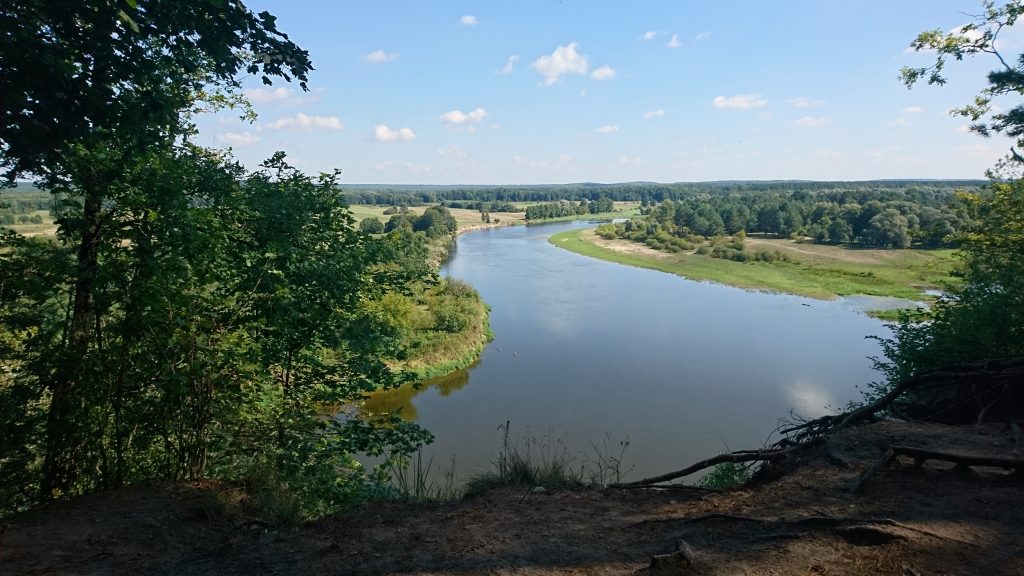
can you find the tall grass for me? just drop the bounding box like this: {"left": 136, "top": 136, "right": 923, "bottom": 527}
{"left": 464, "top": 422, "right": 581, "bottom": 496}
{"left": 384, "top": 449, "right": 460, "bottom": 502}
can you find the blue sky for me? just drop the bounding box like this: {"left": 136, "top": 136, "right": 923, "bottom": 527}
{"left": 194, "top": 1, "right": 1024, "bottom": 184}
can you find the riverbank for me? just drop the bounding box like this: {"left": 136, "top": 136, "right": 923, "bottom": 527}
{"left": 550, "top": 227, "right": 955, "bottom": 304}
{"left": 4, "top": 420, "right": 1019, "bottom": 575}
{"left": 386, "top": 229, "right": 493, "bottom": 382}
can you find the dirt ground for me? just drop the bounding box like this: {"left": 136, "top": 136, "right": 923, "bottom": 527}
{"left": 2, "top": 420, "right": 1022, "bottom": 575}
{"left": 743, "top": 237, "right": 934, "bottom": 266}
{"left": 584, "top": 229, "right": 673, "bottom": 260}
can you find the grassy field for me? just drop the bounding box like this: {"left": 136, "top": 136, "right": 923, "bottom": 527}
{"left": 2, "top": 210, "right": 59, "bottom": 237}
{"left": 550, "top": 228, "right": 957, "bottom": 302}
{"left": 347, "top": 205, "right": 526, "bottom": 231}
{"left": 524, "top": 201, "right": 641, "bottom": 224}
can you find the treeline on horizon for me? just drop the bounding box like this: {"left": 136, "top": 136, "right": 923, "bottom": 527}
{"left": 336, "top": 180, "right": 985, "bottom": 206}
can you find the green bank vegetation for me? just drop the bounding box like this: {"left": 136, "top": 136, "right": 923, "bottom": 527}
{"left": 550, "top": 227, "right": 955, "bottom": 302}
{"left": 0, "top": 2, "right": 473, "bottom": 520}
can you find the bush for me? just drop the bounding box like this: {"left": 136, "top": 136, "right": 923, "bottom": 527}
{"left": 433, "top": 300, "right": 471, "bottom": 333}
{"left": 697, "top": 462, "right": 751, "bottom": 490}
{"left": 359, "top": 217, "right": 384, "bottom": 234}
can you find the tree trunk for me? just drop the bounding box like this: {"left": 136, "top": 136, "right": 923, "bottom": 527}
{"left": 40, "top": 188, "right": 102, "bottom": 499}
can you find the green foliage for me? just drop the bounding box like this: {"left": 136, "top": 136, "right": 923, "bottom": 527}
{"left": 618, "top": 192, "right": 968, "bottom": 249}
{"left": 0, "top": 0, "right": 312, "bottom": 184}
{"left": 359, "top": 217, "right": 384, "bottom": 234}
{"left": 872, "top": 2, "right": 1024, "bottom": 406}
{"left": 413, "top": 206, "right": 457, "bottom": 238}
{"left": 0, "top": 151, "right": 433, "bottom": 517}
{"left": 697, "top": 462, "right": 751, "bottom": 490}
{"left": 872, "top": 182, "right": 1024, "bottom": 393}
{"left": 901, "top": 1, "right": 1024, "bottom": 154}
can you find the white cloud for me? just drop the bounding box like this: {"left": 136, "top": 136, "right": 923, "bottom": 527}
{"left": 795, "top": 115, "right": 831, "bottom": 128}
{"left": 619, "top": 155, "right": 644, "bottom": 165}
{"left": 695, "top": 31, "right": 712, "bottom": 41}
{"left": 590, "top": 66, "right": 616, "bottom": 80}
{"left": 903, "top": 106, "right": 924, "bottom": 114}
{"left": 262, "top": 113, "right": 343, "bottom": 131}
{"left": 953, "top": 125, "right": 971, "bottom": 133}
{"left": 887, "top": 118, "right": 910, "bottom": 126}
{"left": 244, "top": 87, "right": 292, "bottom": 104}
{"left": 440, "top": 107, "right": 488, "bottom": 128}
{"left": 362, "top": 49, "right": 399, "bottom": 63}
{"left": 596, "top": 125, "right": 619, "bottom": 134}
{"left": 220, "top": 132, "right": 259, "bottom": 146}
{"left": 667, "top": 34, "right": 681, "bottom": 48}
{"left": 757, "top": 111, "right": 775, "bottom": 120}
{"left": 642, "top": 30, "right": 659, "bottom": 41}
{"left": 243, "top": 87, "right": 319, "bottom": 107}
{"left": 374, "top": 124, "right": 416, "bottom": 142}
{"left": 788, "top": 96, "right": 825, "bottom": 108}
{"left": 460, "top": 15, "right": 478, "bottom": 26}
{"left": 643, "top": 109, "right": 666, "bottom": 119}
{"left": 531, "top": 43, "right": 589, "bottom": 85}
{"left": 712, "top": 93, "right": 767, "bottom": 109}
{"left": 498, "top": 54, "right": 520, "bottom": 74}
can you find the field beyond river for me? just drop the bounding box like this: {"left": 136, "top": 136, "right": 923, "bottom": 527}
{"left": 551, "top": 227, "right": 956, "bottom": 305}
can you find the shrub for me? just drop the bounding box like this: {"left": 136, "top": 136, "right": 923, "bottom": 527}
{"left": 697, "top": 462, "right": 751, "bottom": 490}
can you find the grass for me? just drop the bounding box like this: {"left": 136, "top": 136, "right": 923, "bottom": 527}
{"left": 697, "top": 462, "right": 752, "bottom": 490}
{"left": 2, "top": 210, "right": 59, "bottom": 237}
{"left": 550, "top": 228, "right": 957, "bottom": 302}
{"left": 463, "top": 423, "right": 584, "bottom": 497}
{"left": 346, "top": 204, "right": 527, "bottom": 232}
{"left": 384, "top": 449, "right": 460, "bottom": 502}
{"left": 462, "top": 424, "right": 635, "bottom": 497}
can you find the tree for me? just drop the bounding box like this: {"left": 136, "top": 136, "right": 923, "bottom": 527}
{"left": 866, "top": 209, "right": 912, "bottom": 248}
{"left": 1, "top": 1, "right": 313, "bottom": 499}
{"left": 1, "top": 148, "right": 433, "bottom": 514}
{"left": 872, "top": 1, "right": 1024, "bottom": 414}
{"left": 413, "top": 206, "right": 457, "bottom": 238}
{"left": 901, "top": 1, "right": 1024, "bottom": 162}
{"left": 360, "top": 217, "right": 385, "bottom": 234}
{"left": 826, "top": 218, "right": 854, "bottom": 244}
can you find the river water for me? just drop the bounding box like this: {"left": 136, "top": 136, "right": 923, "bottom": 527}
{"left": 364, "top": 221, "right": 889, "bottom": 483}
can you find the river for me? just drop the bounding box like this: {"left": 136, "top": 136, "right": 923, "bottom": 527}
{"left": 364, "top": 221, "right": 889, "bottom": 483}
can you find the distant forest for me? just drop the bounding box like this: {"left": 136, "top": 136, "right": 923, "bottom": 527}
{"left": 337, "top": 180, "right": 985, "bottom": 206}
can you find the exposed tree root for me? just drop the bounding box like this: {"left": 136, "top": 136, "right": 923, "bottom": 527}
{"left": 612, "top": 357, "right": 1024, "bottom": 490}
{"left": 853, "top": 444, "right": 1024, "bottom": 493}
{"left": 641, "top": 513, "right": 978, "bottom": 547}
{"left": 609, "top": 447, "right": 801, "bottom": 488}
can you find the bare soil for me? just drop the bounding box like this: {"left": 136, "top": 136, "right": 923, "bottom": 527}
{"left": 744, "top": 237, "right": 919, "bottom": 265}
{"left": 584, "top": 229, "right": 674, "bottom": 260}
{"left": 2, "top": 420, "right": 1022, "bottom": 575}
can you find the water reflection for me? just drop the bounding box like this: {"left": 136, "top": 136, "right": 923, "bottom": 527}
{"left": 360, "top": 221, "right": 888, "bottom": 482}
{"left": 783, "top": 379, "right": 837, "bottom": 419}
{"left": 363, "top": 366, "right": 473, "bottom": 421}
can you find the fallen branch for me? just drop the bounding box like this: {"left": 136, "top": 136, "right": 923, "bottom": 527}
{"left": 609, "top": 447, "right": 800, "bottom": 488}
{"left": 613, "top": 483, "right": 722, "bottom": 493}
